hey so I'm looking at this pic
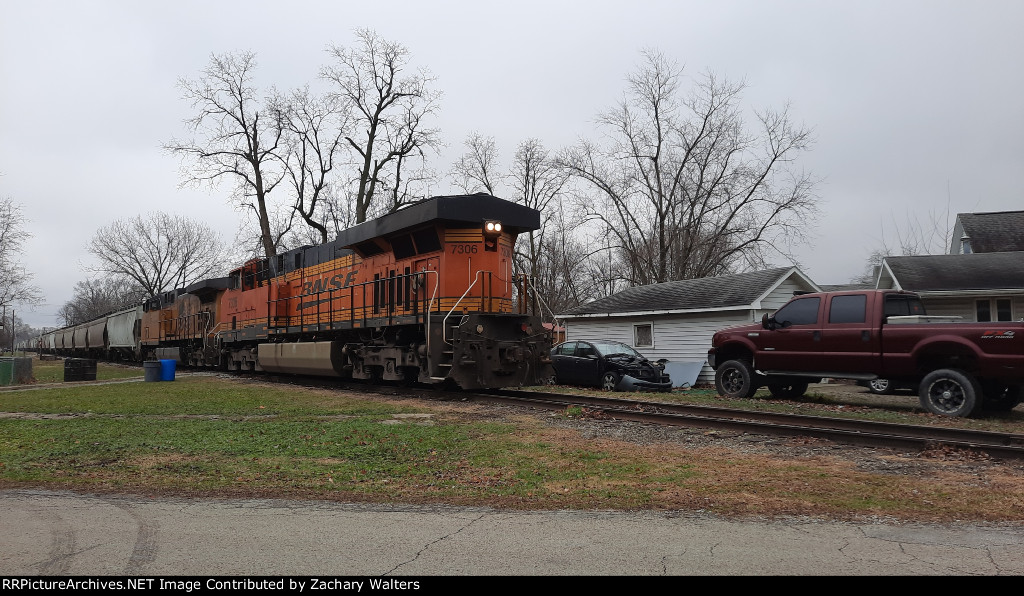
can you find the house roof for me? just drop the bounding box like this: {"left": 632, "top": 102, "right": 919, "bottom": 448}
{"left": 820, "top": 283, "right": 874, "bottom": 292}
{"left": 955, "top": 211, "right": 1024, "bottom": 253}
{"left": 559, "top": 267, "right": 818, "bottom": 318}
{"left": 882, "top": 252, "right": 1024, "bottom": 292}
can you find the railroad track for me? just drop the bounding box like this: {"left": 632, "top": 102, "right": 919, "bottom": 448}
{"left": 47, "top": 368, "right": 1024, "bottom": 460}
{"left": 478, "top": 389, "right": 1024, "bottom": 460}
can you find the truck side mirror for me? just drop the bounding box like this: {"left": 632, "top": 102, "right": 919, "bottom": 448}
{"left": 761, "top": 313, "right": 773, "bottom": 330}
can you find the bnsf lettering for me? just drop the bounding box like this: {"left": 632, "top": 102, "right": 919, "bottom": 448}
{"left": 302, "top": 271, "right": 358, "bottom": 295}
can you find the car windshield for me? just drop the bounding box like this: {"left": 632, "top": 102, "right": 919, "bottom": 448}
{"left": 591, "top": 342, "right": 641, "bottom": 358}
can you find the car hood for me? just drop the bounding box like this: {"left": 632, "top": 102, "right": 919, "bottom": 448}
{"left": 606, "top": 354, "right": 663, "bottom": 369}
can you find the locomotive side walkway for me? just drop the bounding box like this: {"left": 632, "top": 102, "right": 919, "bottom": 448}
{"left": 2, "top": 489, "right": 1023, "bottom": 576}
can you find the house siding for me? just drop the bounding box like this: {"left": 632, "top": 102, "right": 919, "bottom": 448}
{"left": 918, "top": 297, "right": 974, "bottom": 319}
{"left": 921, "top": 296, "right": 1022, "bottom": 322}
{"left": 761, "top": 279, "right": 805, "bottom": 310}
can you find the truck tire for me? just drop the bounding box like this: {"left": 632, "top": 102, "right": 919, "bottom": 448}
{"left": 918, "top": 369, "right": 981, "bottom": 417}
{"left": 767, "top": 380, "right": 809, "bottom": 399}
{"left": 715, "top": 359, "right": 759, "bottom": 399}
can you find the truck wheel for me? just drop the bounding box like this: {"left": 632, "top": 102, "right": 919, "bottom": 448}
{"left": 918, "top": 369, "right": 981, "bottom": 417}
{"left": 715, "top": 360, "right": 759, "bottom": 399}
{"left": 768, "top": 381, "right": 809, "bottom": 399}
{"left": 982, "top": 383, "right": 1022, "bottom": 412}
{"left": 867, "top": 378, "right": 894, "bottom": 395}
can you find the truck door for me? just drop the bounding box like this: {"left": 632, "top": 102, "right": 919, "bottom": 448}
{"left": 755, "top": 296, "right": 824, "bottom": 371}
{"left": 818, "top": 293, "right": 879, "bottom": 374}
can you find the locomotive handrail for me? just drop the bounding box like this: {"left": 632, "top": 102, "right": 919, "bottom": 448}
{"left": 530, "top": 280, "right": 564, "bottom": 339}
{"left": 421, "top": 269, "right": 441, "bottom": 371}
{"left": 443, "top": 270, "right": 488, "bottom": 344}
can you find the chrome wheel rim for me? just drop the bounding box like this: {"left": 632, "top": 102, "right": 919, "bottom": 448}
{"left": 602, "top": 374, "right": 617, "bottom": 391}
{"left": 869, "top": 379, "right": 890, "bottom": 392}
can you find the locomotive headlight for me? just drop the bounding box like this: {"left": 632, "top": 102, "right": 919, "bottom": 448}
{"left": 484, "top": 220, "right": 502, "bottom": 235}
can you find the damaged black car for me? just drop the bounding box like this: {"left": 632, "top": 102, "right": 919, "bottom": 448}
{"left": 548, "top": 340, "right": 672, "bottom": 392}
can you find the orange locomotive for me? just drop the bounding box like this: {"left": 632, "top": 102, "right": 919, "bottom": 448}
{"left": 138, "top": 193, "right": 554, "bottom": 389}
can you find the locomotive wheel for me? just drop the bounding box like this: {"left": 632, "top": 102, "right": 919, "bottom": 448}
{"left": 918, "top": 369, "right": 981, "bottom": 417}
{"left": 601, "top": 372, "right": 621, "bottom": 391}
{"left": 767, "top": 380, "right": 809, "bottom": 399}
{"left": 715, "top": 359, "right": 759, "bottom": 399}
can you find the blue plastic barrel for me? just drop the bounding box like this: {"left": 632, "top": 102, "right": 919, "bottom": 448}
{"left": 159, "top": 359, "right": 176, "bottom": 382}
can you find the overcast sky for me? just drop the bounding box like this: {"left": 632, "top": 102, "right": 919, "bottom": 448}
{"left": 2, "top": 0, "right": 1022, "bottom": 329}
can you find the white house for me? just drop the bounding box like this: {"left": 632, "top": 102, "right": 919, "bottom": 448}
{"left": 557, "top": 267, "right": 820, "bottom": 386}
{"left": 877, "top": 252, "right": 1024, "bottom": 322}
{"left": 878, "top": 209, "right": 1024, "bottom": 322}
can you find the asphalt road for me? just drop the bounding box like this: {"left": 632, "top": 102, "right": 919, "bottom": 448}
{"left": 3, "top": 489, "right": 1024, "bottom": 577}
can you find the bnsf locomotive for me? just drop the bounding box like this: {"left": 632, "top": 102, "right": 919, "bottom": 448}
{"left": 38, "top": 193, "right": 555, "bottom": 389}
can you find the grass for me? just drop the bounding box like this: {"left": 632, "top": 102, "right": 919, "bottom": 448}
{"left": 1, "top": 365, "right": 1023, "bottom": 521}
{"left": 25, "top": 359, "right": 143, "bottom": 384}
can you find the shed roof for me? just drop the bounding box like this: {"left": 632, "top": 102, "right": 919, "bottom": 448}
{"left": 955, "top": 211, "right": 1024, "bottom": 253}
{"left": 882, "top": 252, "right": 1024, "bottom": 292}
{"left": 559, "top": 267, "right": 817, "bottom": 318}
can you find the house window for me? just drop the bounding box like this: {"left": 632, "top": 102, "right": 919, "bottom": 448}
{"left": 977, "top": 299, "right": 1014, "bottom": 322}
{"left": 633, "top": 323, "right": 653, "bottom": 347}
{"left": 997, "top": 299, "right": 1012, "bottom": 321}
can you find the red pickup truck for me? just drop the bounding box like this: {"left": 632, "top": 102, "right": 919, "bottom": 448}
{"left": 707, "top": 290, "right": 1024, "bottom": 417}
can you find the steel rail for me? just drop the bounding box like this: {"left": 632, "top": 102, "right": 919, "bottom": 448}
{"left": 479, "top": 389, "right": 1024, "bottom": 460}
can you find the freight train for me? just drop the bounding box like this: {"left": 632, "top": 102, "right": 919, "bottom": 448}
{"left": 37, "top": 193, "right": 555, "bottom": 389}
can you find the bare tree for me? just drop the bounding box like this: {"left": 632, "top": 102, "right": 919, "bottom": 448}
{"left": 508, "top": 139, "right": 570, "bottom": 307}
{"left": 86, "top": 212, "right": 227, "bottom": 298}
{"left": 279, "top": 86, "right": 350, "bottom": 245}
{"left": 56, "top": 276, "right": 145, "bottom": 326}
{"left": 450, "top": 132, "right": 499, "bottom": 195}
{"left": 532, "top": 204, "right": 597, "bottom": 315}
{"left": 0, "top": 313, "right": 38, "bottom": 352}
{"left": 0, "top": 198, "right": 41, "bottom": 310}
{"left": 851, "top": 200, "right": 957, "bottom": 285}
{"left": 322, "top": 29, "right": 442, "bottom": 223}
{"left": 559, "top": 50, "right": 818, "bottom": 287}
{"left": 166, "top": 51, "right": 287, "bottom": 259}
